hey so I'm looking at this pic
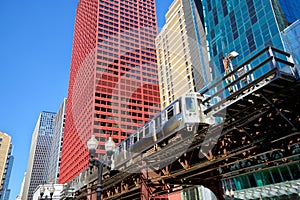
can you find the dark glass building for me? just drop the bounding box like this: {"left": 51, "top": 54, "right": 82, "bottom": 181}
{"left": 277, "top": 0, "right": 300, "bottom": 26}
{"left": 202, "top": 0, "right": 300, "bottom": 78}
{"left": 201, "top": 0, "right": 300, "bottom": 199}
{"left": 282, "top": 19, "right": 300, "bottom": 73}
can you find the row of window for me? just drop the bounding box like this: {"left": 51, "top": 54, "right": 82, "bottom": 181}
{"left": 99, "top": 13, "right": 118, "bottom": 23}
{"left": 98, "top": 27, "right": 115, "bottom": 36}
{"left": 95, "top": 86, "right": 159, "bottom": 98}
{"left": 96, "top": 61, "right": 157, "bottom": 78}
{"left": 99, "top": 7, "right": 118, "bottom": 18}
{"left": 97, "top": 48, "right": 155, "bottom": 61}
{"left": 95, "top": 81, "right": 159, "bottom": 96}
{"left": 95, "top": 92, "right": 159, "bottom": 104}
{"left": 99, "top": 5, "right": 118, "bottom": 14}
{"left": 94, "top": 98, "right": 158, "bottom": 109}
{"left": 223, "top": 163, "right": 300, "bottom": 190}
{"left": 93, "top": 107, "right": 153, "bottom": 118}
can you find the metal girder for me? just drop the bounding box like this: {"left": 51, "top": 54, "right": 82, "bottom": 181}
{"left": 69, "top": 47, "right": 300, "bottom": 200}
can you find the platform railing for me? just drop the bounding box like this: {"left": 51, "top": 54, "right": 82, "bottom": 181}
{"left": 200, "top": 46, "right": 297, "bottom": 115}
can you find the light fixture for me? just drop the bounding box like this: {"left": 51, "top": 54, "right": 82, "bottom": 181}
{"left": 87, "top": 135, "right": 116, "bottom": 200}
{"left": 87, "top": 135, "right": 98, "bottom": 155}
{"left": 226, "top": 51, "right": 239, "bottom": 60}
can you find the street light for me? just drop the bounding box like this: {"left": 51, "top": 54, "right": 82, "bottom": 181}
{"left": 40, "top": 184, "right": 55, "bottom": 200}
{"left": 87, "top": 135, "right": 115, "bottom": 200}
{"left": 225, "top": 51, "right": 239, "bottom": 61}
{"left": 225, "top": 189, "right": 235, "bottom": 200}
{"left": 223, "top": 51, "right": 239, "bottom": 94}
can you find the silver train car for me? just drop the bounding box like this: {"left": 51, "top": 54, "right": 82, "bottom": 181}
{"left": 113, "top": 92, "right": 209, "bottom": 169}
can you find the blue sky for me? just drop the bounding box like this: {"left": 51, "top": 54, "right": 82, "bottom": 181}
{"left": 0, "top": 0, "right": 173, "bottom": 199}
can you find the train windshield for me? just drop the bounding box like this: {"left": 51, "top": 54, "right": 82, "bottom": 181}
{"left": 185, "top": 97, "right": 196, "bottom": 111}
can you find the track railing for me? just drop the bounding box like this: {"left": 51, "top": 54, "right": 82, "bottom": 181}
{"left": 200, "top": 46, "right": 297, "bottom": 115}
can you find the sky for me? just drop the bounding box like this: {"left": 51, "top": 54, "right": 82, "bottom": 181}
{"left": 0, "top": 0, "right": 173, "bottom": 199}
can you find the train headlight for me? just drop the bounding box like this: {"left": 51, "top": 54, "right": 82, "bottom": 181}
{"left": 177, "top": 113, "right": 183, "bottom": 121}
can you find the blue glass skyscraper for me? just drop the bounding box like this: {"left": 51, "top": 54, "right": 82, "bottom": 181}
{"left": 200, "top": 0, "right": 300, "bottom": 198}
{"left": 282, "top": 19, "right": 300, "bottom": 73}
{"left": 202, "top": 0, "right": 300, "bottom": 78}
{"left": 277, "top": 0, "right": 300, "bottom": 27}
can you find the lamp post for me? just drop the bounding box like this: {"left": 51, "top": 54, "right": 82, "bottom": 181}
{"left": 223, "top": 51, "right": 239, "bottom": 94}
{"left": 87, "top": 135, "right": 115, "bottom": 200}
{"left": 225, "top": 189, "right": 235, "bottom": 200}
{"left": 40, "top": 184, "right": 55, "bottom": 200}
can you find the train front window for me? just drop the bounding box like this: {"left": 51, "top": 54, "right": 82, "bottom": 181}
{"left": 186, "top": 97, "right": 196, "bottom": 111}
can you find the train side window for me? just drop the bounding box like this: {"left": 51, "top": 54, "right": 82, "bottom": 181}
{"left": 138, "top": 129, "right": 143, "bottom": 139}
{"left": 154, "top": 115, "right": 161, "bottom": 129}
{"left": 167, "top": 106, "right": 174, "bottom": 120}
{"left": 131, "top": 135, "right": 135, "bottom": 144}
{"left": 122, "top": 142, "right": 126, "bottom": 151}
{"left": 136, "top": 131, "right": 139, "bottom": 141}
{"left": 145, "top": 124, "right": 149, "bottom": 136}
{"left": 149, "top": 121, "right": 154, "bottom": 135}
{"left": 161, "top": 111, "right": 166, "bottom": 124}
{"left": 115, "top": 145, "right": 120, "bottom": 156}
{"left": 126, "top": 139, "right": 130, "bottom": 150}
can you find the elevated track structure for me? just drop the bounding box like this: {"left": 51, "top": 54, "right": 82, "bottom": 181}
{"left": 65, "top": 46, "right": 300, "bottom": 200}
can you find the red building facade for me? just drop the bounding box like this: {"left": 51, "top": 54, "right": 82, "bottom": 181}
{"left": 59, "top": 0, "right": 160, "bottom": 184}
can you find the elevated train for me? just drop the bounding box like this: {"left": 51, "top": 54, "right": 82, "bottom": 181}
{"left": 113, "top": 92, "right": 210, "bottom": 169}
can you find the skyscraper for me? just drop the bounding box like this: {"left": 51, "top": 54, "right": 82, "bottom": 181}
{"left": 156, "top": 0, "right": 210, "bottom": 108}
{"left": 202, "top": 0, "right": 300, "bottom": 79}
{"left": 47, "top": 98, "right": 67, "bottom": 184}
{"left": 201, "top": 0, "right": 300, "bottom": 198}
{"left": 22, "top": 111, "right": 56, "bottom": 200}
{"left": 282, "top": 19, "right": 300, "bottom": 73}
{"left": 0, "top": 131, "right": 13, "bottom": 200}
{"left": 59, "top": 0, "right": 160, "bottom": 184}
{"left": 155, "top": 0, "right": 213, "bottom": 199}
{"left": 273, "top": 0, "right": 300, "bottom": 30}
